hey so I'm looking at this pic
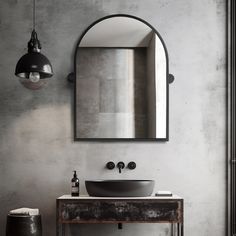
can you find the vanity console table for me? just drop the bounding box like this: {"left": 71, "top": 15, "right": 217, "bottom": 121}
{"left": 57, "top": 195, "right": 184, "bottom": 236}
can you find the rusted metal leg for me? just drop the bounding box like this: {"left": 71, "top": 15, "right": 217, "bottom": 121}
{"left": 56, "top": 200, "right": 62, "bottom": 236}
{"left": 177, "top": 223, "right": 184, "bottom": 236}
{"left": 57, "top": 222, "right": 65, "bottom": 236}
{"left": 171, "top": 223, "right": 174, "bottom": 236}
{"left": 56, "top": 220, "right": 61, "bottom": 236}
{"left": 181, "top": 222, "right": 184, "bottom": 236}
{"left": 177, "top": 223, "right": 180, "bottom": 236}
{"left": 62, "top": 223, "right": 65, "bottom": 236}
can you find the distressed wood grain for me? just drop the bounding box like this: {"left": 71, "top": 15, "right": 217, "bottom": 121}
{"left": 57, "top": 199, "right": 183, "bottom": 223}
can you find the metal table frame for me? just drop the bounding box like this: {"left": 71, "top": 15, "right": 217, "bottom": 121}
{"left": 57, "top": 195, "right": 184, "bottom": 236}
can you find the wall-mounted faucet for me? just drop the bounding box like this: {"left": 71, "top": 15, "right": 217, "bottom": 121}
{"left": 117, "top": 162, "right": 125, "bottom": 173}
{"left": 106, "top": 161, "right": 136, "bottom": 173}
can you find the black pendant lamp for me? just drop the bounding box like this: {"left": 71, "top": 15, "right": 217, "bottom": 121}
{"left": 15, "top": 0, "right": 53, "bottom": 87}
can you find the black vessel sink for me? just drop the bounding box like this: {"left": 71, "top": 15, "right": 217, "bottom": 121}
{"left": 85, "top": 180, "right": 155, "bottom": 197}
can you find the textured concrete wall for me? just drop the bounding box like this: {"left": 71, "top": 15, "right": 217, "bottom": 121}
{"left": 0, "top": 0, "right": 226, "bottom": 236}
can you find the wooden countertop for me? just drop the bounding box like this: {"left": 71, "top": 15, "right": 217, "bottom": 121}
{"left": 58, "top": 194, "right": 183, "bottom": 200}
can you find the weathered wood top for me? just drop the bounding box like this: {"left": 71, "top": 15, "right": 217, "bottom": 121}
{"left": 58, "top": 194, "right": 183, "bottom": 200}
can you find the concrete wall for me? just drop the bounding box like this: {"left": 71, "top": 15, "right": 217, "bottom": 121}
{"left": 0, "top": 0, "right": 226, "bottom": 236}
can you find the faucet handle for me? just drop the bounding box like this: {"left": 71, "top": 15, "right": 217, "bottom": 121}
{"left": 127, "top": 161, "right": 136, "bottom": 170}
{"left": 106, "top": 161, "right": 115, "bottom": 170}
{"left": 117, "top": 162, "right": 125, "bottom": 173}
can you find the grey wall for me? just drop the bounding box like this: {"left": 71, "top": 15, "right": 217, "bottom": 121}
{"left": 0, "top": 0, "right": 226, "bottom": 236}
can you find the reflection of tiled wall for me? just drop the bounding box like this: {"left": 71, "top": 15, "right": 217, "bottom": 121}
{"left": 76, "top": 48, "right": 147, "bottom": 138}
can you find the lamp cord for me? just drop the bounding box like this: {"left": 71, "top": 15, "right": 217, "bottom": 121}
{"left": 33, "top": 0, "right": 36, "bottom": 30}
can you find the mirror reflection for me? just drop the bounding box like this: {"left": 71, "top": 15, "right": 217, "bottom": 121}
{"left": 75, "top": 15, "right": 168, "bottom": 140}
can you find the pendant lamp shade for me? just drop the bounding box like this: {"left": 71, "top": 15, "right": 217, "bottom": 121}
{"left": 15, "top": 51, "right": 53, "bottom": 79}
{"left": 15, "top": 0, "right": 53, "bottom": 86}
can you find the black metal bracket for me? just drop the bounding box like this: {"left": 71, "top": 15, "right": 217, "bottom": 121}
{"left": 28, "top": 30, "right": 41, "bottom": 53}
{"left": 168, "top": 74, "right": 175, "bottom": 84}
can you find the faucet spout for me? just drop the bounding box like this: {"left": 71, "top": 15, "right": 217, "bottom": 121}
{"left": 117, "top": 162, "right": 125, "bottom": 173}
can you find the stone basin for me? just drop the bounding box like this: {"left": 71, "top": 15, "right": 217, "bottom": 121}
{"left": 85, "top": 180, "right": 155, "bottom": 197}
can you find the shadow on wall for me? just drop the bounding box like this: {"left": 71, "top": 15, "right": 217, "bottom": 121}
{"left": 69, "top": 223, "right": 171, "bottom": 236}
{"left": 0, "top": 1, "right": 112, "bottom": 236}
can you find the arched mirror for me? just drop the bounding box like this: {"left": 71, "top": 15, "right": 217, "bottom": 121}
{"left": 75, "top": 14, "right": 172, "bottom": 140}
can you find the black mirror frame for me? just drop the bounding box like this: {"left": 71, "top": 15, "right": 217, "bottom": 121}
{"left": 73, "top": 14, "right": 173, "bottom": 141}
{"left": 228, "top": 0, "right": 236, "bottom": 235}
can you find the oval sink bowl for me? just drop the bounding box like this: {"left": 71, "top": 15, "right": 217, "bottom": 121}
{"left": 85, "top": 180, "right": 155, "bottom": 197}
